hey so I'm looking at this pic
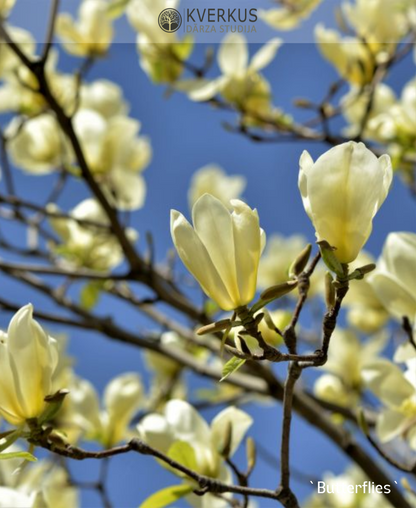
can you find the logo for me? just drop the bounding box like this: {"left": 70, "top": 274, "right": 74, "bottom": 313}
{"left": 158, "top": 8, "right": 182, "bottom": 33}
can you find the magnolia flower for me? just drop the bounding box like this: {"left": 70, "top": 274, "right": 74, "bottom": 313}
{"left": 0, "top": 304, "right": 59, "bottom": 426}
{"left": 363, "top": 358, "right": 416, "bottom": 450}
{"left": 342, "top": 251, "right": 389, "bottom": 333}
{"left": 49, "top": 199, "right": 137, "bottom": 271}
{"left": 299, "top": 141, "right": 393, "bottom": 264}
{"left": 342, "top": 0, "right": 410, "bottom": 44}
{"left": 0, "top": 51, "right": 76, "bottom": 116}
{"left": 368, "top": 232, "right": 416, "bottom": 325}
{"left": 0, "top": 488, "right": 38, "bottom": 508}
{"left": 179, "top": 34, "right": 282, "bottom": 123}
{"left": 171, "top": 194, "right": 265, "bottom": 311}
{"left": 314, "top": 328, "right": 386, "bottom": 408}
{"left": 127, "top": 0, "right": 193, "bottom": 83}
{"left": 7, "top": 114, "right": 71, "bottom": 174}
{"left": 56, "top": 0, "right": 113, "bottom": 57}
{"left": 257, "top": 233, "right": 324, "bottom": 297}
{"left": 341, "top": 84, "right": 397, "bottom": 141}
{"left": 188, "top": 165, "right": 246, "bottom": 210}
{"left": 0, "top": 0, "right": 16, "bottom": 16}
{"left": 73, "top": 109, "right": 151, "bottom": 210}
{"left": 79, "top": 79, "right": 128, "bottom": 119}
{"left": 259, "top": 0, "right": 321, "bottom": 31}
{"left": 0, "top": 25, "right": 34, "bottom": 79}
{"left": 0, "top": 450, "right": 79, "bottom": 508}
{"left": 138, "top": 400, "right": 252, "bottom": 508}
{"left": 315, "top": 26, "right": 376, "bottom": 86}
{"left": 67, "top": 373, "right": 143, "bottom": 447}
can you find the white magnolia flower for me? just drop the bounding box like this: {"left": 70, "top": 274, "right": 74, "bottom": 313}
{"left": 49, "top": 198, "right": 137, "bottom": 271}
{"left": 257, "top": 233, "right": 324, "bottom": 297}
{"left": 259, "top": 0, "right": 321, "bottom": 31}
{"left": 299, "top": 141, "right": 392, "bottom": 264}
{"left": 7, "top": 114, "right": 70, "bottom": 174}
{"left": 73, "top": 109, "right": 151, "bottom": 210}
{"left": 188, "top": 165, "right": 246, "bottom": 210}
{"left": 138, "top": 400, "right": 252, "bottom": 508}
{"left": 67, "top": 373, "right": 143, "bottom": 447}
{"left": 369, "top": 232, "right": 416, "bottom": 325}
{"left": 0, "top": 25, "right": 34, "bottom": 79}
{"left": 0, "top": 488, "right": 37, "bottom": 508}
{"left": 0, "top": 0, "right": 15, "bottom": 16}
{"left": 56, "top": 0, "right": 113, "bottom": 57}
{"left": 363, "top": 358, "right": 416, "bottom": 450}
{"left": 0, "top": 305, "right": 59, "bottom": 426}
{"left": 79, "top": 79, "right": 128, "bottom": 119}
{"left": 171, "top": 193, "right": 265, "bottom": 311}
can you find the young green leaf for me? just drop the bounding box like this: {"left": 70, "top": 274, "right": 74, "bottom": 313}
{"left": 139, "top": 484, "right": 194, "bottom": 508}
{"left": 220, "top": 357, "right": 246, "bottom": 382}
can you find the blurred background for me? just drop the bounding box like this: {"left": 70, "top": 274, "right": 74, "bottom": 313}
{"left": 1, "top": 1, "right": 415, "bottom": 506}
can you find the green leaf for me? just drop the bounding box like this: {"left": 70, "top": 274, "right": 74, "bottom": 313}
{"left": 139, "top": 484, "right": 194, "bottom": 508}
{"left": 220, "top": 357, "right": 246, "bottom": 382}
{"left": 167, "top": 441, "right": 197, "bottom": 471}
{"left": 80, "top": 281, "right": 104, "bottom": 310}
{"left": 0, "top": 451, "right": 37, "bottom": 462}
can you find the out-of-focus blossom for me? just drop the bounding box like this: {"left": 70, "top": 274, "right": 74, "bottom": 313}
{"left": 7, "top": 114, "right": 71, "bottom": 174}
{"left": 171, "top": 194, "right": 265, "bottom": 311}
{"left": 138, "top": 400, "right": 252, "bottom": 508}
{"left": 73, "top": 109, "right": 151, "bottom": 210}
{"left": 56, "top": 0, "right": 114, "bottom": 57}
{"left": 369, "top": 232, "right": 416, "bottom": 326}
{"left": 127, "top": 0, "right": 193, "bottom": 83}
{"left": 0, "top": 26, "right": 34, "bottom": 78}
{"left": 79, "top": 79, "right": 128, "bottom": 118}
{"left": 259, "top": 0, "right": 321, "bottom": 31}
{"left": 314, "top": 328, "right": 386, "bottom": 408}
{"left": 178, "top": 34, "right": 286, "bottom": 126}
{"left": 299, "top": 141, "right": 392, "bottom": 264}
{"left": 258, "top": 234, "right": 324, "bottom": 297}
{"left": 342, "top": 252, "right": 389, "bottom": 333}
{"left": 49, "top": 199, "right": 138, "bottom": 271}
{"left": 0, "top": 0, "right": 16, "bottom": 16}
{"left": 363, "top": 358, "right": 416, "bottom": 450}
{"left": 188, "top": 165, "right": 246, "bottom": 210}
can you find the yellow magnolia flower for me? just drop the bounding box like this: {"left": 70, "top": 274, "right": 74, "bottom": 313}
{"left": 315, "top": 25, "right": 375, "bottom": 86}
{"left": 369, "top": 232, "right": 416, "bottom": 325}
{"left": 56, "top": 0, "right": 113, "bottom": 57}
{"left": 171, "top": 194, "right": 265, "bottom": 311}
{"left": 0, "top": 0, "right": 15, "bottom": 16}
{"left": 188, "top": 165, "right": 246, "bottom": 210}
{"left": 259, "top": 0, "right": 321, "bottom": 31}
{"left": 298, "top": 141, "right": 392, "bottom": 264}
{"left": 0, "top": 304, "right": 59, "bottom": 426}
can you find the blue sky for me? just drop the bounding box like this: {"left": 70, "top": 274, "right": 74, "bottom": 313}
{"left": 1, "top": 3, "right": 416, "bottom": 507}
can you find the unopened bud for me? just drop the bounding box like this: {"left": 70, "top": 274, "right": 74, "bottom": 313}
{"left": 325, "top": 272, "right": 336, "bottom": 309}
{"left": 349, "top": 263, "right": 377, "bottom": 281}
{"left": 219, "top": 421, "right": 233, "bottom": 458}
{"left": 289, "top": 244, "right": 312, "bottom": 277}
{"left": 197, "top": 319, "right": 231, "bottom": 336}
{"left": 260, "top": 281, "right": 298, "bottom": 302}
{"left": 40, "top": 389, "right": 70, "bottom": 424}
{"left": 246, "top": 437, "right": 256, "bottom": 473}
{"left": 317, "top": 240, "right": 344, "bottom": 278}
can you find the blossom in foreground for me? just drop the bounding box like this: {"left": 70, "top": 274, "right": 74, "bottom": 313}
{"left": 299, "top": 141, "right": 392, "bottom": 264}
{"left": 138, "top": 400, "right": 252, "bottom": 508}
{"left": 56, "top": 0, "right": 114, "bottom": 57}
{"left": 65, "top": 373, "right": 143, "bottom": 447}
{"left": 49, "top": 199, "right": 137, "bottom": 271}
{"left": 171, "top": 193, "right": 265, "bottom": 311}
{"left": 0, "top": 304, "right": 58, "bottom": 426}
{"left": 363, "top": 358, "right": 416, "bottom": 450}
{"left": 369, "top": 232, "right": 416, "bottom": 325}
{"left": 188, "top": 165, "right": 246, "bottom": 210}
{"left": 259, "top": 0, "right": 321, "bottom": 31}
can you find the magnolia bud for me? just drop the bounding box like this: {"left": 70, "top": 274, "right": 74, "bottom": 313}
{"left": 289, "top": 243, "right": 312, "bottom": 277}
{"left": 260, "top": 280, "right": 298, "bottom": 302}
{"left": 246, "top": 437, "right": 256, "bottom": 473}
{"left": 325, "top": 272, "right": 336, "bottom": 309}
{"left": 197, "top": 319, "right": 232, "bottom": 336}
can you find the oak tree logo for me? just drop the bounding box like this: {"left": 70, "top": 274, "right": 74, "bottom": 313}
{"left": 158, "top": 8, "right": 182, "bottom": 33}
